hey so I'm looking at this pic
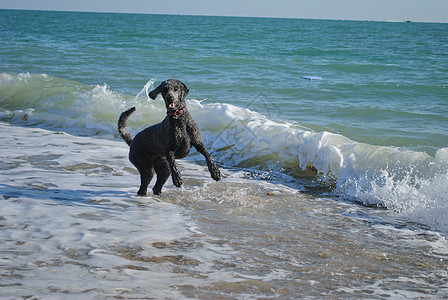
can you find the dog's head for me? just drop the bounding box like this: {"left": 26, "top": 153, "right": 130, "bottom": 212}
{"left": 149, "top": 79, "right": 189, "bottom": 113}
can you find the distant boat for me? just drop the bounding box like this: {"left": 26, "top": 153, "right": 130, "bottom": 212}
{"left": 404, "top": 20, "right": 412, "bottom": 23}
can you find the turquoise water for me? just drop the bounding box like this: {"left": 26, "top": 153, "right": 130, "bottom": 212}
{"left": 2, "top": 10, "right": 447, "bottom": 154}
{"left": 1, "top": 10, "right": 448, "bottom": 299}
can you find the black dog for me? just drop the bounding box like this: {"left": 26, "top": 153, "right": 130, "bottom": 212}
{"left": 118, "top": 79, "right": 221, "bottom": 196}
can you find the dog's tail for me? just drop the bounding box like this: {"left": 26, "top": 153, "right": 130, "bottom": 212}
{"left": 118, "top": 107, "right": 136, "bottom": 146}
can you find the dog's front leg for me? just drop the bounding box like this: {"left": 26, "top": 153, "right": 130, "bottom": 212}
{"left": 166, "top": 151, "right": 183, "bottom": 188}
{"left": 194, "top": 144, "right": 221, "bottom": 181}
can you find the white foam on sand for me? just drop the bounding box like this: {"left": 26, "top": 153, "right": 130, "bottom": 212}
{"left": 0, "top": 122, "right": 237, "bottom": 299}
{"left": 2, "top": 123, "right": 448, "bottom": 299}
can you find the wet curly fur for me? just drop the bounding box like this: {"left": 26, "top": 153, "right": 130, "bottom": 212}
{"left": 118, "top": 79, "right": 221, "bottom": 196}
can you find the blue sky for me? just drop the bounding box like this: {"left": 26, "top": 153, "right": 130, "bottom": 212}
{"left": 1, "top": 0, "right": 448, "bottom": 23}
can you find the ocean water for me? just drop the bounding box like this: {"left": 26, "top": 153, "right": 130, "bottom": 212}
{"left": 1, "top": 9, "right": 448, "bottom": 299}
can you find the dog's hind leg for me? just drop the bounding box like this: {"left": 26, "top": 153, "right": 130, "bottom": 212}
{"left": 152, "top": 157, "right": 170, "bottom": 195}
{"left": 131, "top": 157, "right": 154, "bottom": 196}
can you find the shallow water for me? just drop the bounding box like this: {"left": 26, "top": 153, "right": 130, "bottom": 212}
{"left": 1, "top": 123, "right": 447, "bottom": 299}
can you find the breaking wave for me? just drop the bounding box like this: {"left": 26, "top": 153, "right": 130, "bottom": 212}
{"left": 1, "top": 73, "right": 447, "bottom": 232}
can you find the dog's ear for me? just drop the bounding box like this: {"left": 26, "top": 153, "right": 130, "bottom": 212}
{"left": 149, "top": 83, "right": 162, "bottom": 100}
{"left": 181, "top": 82, "right": 189, "bottom": 96}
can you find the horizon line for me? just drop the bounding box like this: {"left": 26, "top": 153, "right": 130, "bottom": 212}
{"left": 2, "top": 8, "right": 447, "bottom": 24}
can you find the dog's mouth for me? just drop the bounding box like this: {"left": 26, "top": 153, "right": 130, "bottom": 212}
{"left": 167, "top": 103, "right": 180, "bottom": 113}
{"left": 167, "top": 103, "right": 185, "bottom": 111}
{"left": 166, "top": 103, "right": 187, "bottom": 118}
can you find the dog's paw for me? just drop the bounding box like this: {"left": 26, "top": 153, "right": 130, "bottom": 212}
{"left": 210, "top": 165, "right": 222, "bottom": 181}
{"left": 137, "top": 191, "right": 147, "bottom": 197}
{"left": 152, "top": 188, "right": 162, "bottom": 195}
{"left": 172, "top": 175, "right": 183, "bottom": 188}
{"left": 206, "top": 158, "right": 221, "bottom": 181}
